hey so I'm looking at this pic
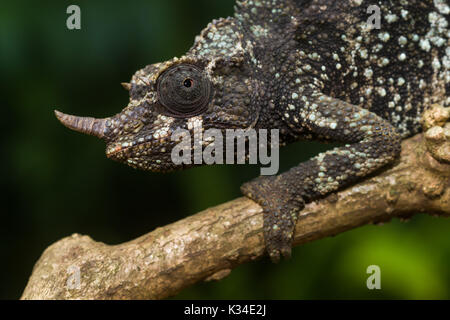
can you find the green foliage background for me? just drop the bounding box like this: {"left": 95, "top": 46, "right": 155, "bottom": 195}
{"left": 1, "top": 0, "right": 449, "bottom": 299}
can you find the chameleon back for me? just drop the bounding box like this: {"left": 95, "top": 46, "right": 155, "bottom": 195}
{"left": 233, "top": 0, "right": 449, "bottom": 259}
{"left": 286, "top": 0, "right": 450, "bottom": 138}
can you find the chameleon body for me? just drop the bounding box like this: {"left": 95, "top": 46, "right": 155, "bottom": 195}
{"left": 56, "top": 0, "right": 450, "bottom": 262}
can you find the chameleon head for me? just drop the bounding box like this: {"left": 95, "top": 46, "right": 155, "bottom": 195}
{"left": 55, "top": 18, "right": 261, "bottom": 172}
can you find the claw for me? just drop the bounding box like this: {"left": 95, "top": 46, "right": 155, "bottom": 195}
{"left": 269, "top": 250, "right": 281, "bottom": 263}
{"left": 281, "top": 246, "right": 292, "bottom": 260}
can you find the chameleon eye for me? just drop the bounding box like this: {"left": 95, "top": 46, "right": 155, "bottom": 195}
{"left": 183, "top": 78, "right": 194, "bottom": 88}
{"left": 157, "top": 64, "right": 212, "bottom": 117}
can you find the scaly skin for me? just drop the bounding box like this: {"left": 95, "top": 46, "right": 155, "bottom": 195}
{"left": 56, "top": 0, "right": 450, "bottom": 262}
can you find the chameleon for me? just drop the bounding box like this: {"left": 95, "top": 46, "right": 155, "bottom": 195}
{"left": 55, "top": 0, "right": 450, "bottom": 262}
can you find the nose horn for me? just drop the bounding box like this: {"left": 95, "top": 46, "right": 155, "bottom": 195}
{"left": 54, "top": 110, "right": 108, "bottom": 139}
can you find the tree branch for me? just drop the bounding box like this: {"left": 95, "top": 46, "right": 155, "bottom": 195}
{"left": 21, "top": 106, "right": 450, "bottom": 300}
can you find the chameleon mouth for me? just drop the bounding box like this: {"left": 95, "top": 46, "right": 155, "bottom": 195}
{"left": 54, "top": 110, "right": 110, "bottom": 139}
{"left": 105, "top": 139, "right": 152, "bottom": 161}
{"left": 106, "top": 142, "right": 134, "bottom": 159}
{"left": 105, "top": 140, "right": 178, "bottom": 172}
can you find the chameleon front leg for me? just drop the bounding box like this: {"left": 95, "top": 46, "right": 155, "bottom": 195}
{"left": 241, "top": 94, "right": 402, "bottom": 262}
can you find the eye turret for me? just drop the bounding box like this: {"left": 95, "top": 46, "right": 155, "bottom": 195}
{"left": 157, "top": 64, "right": 212, "bottom": 117}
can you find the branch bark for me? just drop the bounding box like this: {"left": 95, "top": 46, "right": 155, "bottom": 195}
{"left": 21, "top": 107, "right": 450, "bottom": 300}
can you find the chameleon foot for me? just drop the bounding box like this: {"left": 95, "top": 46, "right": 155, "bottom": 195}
{"left": 241, "top": 176, "right": 304, "bottom": 263}
{"left": 423, "top": 104, "right": 450, "bottom": 163}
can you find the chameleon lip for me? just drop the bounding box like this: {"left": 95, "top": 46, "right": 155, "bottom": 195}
{"left": 54, "top": 110, "right": 109, "bottom": 139}
{"left": 106, "top": 139, "right": 155, "bottom": 159}
{"left": 106, "top": 142, "right": 132, "bottom": 158}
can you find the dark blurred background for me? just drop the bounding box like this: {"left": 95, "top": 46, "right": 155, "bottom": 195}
{"left": 1, "top": 0, "right": 449, "bottom": 299}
